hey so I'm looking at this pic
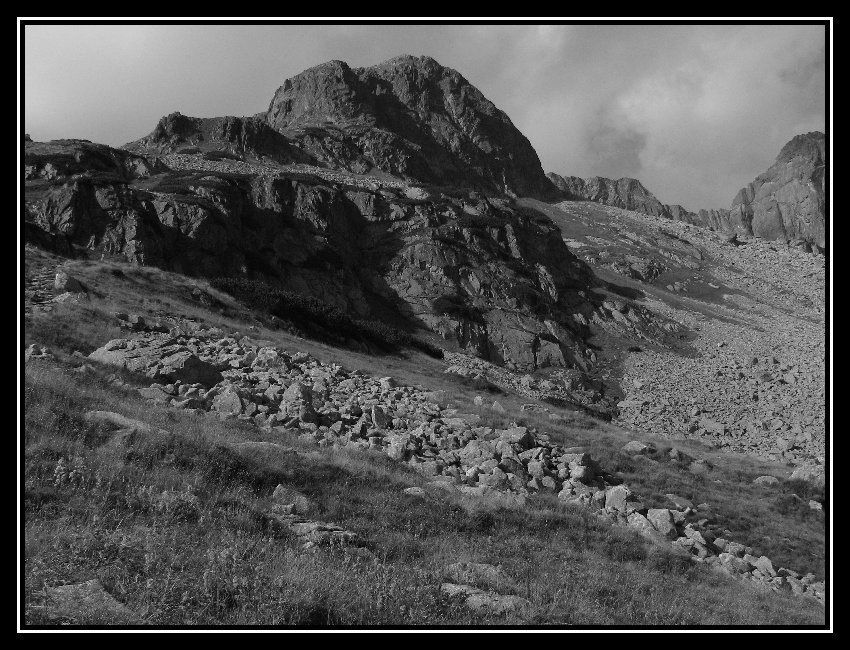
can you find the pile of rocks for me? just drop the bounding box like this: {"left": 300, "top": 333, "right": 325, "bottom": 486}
{"left": 598, "top": 478, "right": 824, "bottom": 602}
{"left": 87, "top": 331, "right": 619, "bottom": 507}
{"left": 84, "top": 328, "right": 824, "bottom": 603}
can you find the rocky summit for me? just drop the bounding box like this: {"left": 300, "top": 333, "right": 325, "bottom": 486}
{"left": 128, "top": 55, "right": 554, "bottom": 198}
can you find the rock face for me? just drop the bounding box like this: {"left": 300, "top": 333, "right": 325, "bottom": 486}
{"left": 25, "top": 141, "right": 609, "bottom": 372}
{"left": 727, "top": 132, "right": 825, "bottom": 248}
{"left": 547, "top": 174, "right": 670, "bottom": 218}
{"left": 25, "top": 55, "right": 689, "bottom": 372}
{"left": 129, "top": 56, "right": 554, "bottom": 198}
{"left": 25, "top": 139, "right": 166, "bottom": 181}
{"left": 666, "top": 204, "right": 737, "bottom": 232}
{"left": 268, "top": 56, "right": 554, "bottom": 197}
{"left": 126, "top": 112, "right": 312, "bottom": 166}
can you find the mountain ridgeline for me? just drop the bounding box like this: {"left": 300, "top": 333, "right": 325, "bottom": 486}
{"left": 127, "top": 56, "right": 555, "bottom": 199}
{"left": 29, "top": 56, "right": 689, "bottom": 384}
{"left": 548, "top": 131, "right": 826, "bottom": 250}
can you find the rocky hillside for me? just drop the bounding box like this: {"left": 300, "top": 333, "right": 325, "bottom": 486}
{"left": 127, "top": 56, "right": 554, "bottom": 198}
{"left": 26, "top": 138, "right": 685, "bottom": 381}
{"left": 533, "top": 197, "right": 826, "bottom": 469}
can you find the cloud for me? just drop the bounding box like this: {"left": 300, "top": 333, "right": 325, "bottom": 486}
{"left": 24, "top": 23, "right": 826, "bottom": 209}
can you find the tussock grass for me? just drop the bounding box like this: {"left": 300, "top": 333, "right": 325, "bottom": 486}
{"left": 23, "top": 250, "right": 826, "bottom": 625}
{"left": 23, "top": 360, "right": 825, "bottom": 626}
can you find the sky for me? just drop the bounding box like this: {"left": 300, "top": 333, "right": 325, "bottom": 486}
{"left": 23, "top": 23, "right": 827, "bottom": 209}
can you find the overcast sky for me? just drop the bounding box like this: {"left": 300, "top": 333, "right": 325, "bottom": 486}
{"left": 24, "top": 23, "right": 826, "bottom": 209}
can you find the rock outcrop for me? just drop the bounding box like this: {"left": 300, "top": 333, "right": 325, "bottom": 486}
{"left": 129, "top": 56, "right": 554, "bottom": 198}
{"left": 547, "top": 174, "right": 671, "bottom": 218}
{"left": 25, "top": 139, "right": 166, "bottom": 182}
{"left": 727, "top": 132, "right": 825, "bottom": 248}
{"left": 126, "top": 112, "right": 313, "bottom": 166}
{"left": 25, "top": 140, "right": 630, "bottom": 372}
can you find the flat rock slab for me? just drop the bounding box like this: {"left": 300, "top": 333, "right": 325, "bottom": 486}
{"left": 622, "top": 440, "right": 654, "bottom": 455}
{"left": 753, "top": 475, "right": 780, "bottom": 486}
{"left": 267, "top": 513, "right": 361, "bottom": 547}
{"left": 440, "top": 583, "right": 531, "bottom": 617}
{"left": 40, "top": 580, "right": 143, "bottom": 625}
{"left": 84, "top": 410, "right": 160, "bottom": 433}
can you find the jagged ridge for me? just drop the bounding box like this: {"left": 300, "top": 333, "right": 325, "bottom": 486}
{"left": 128, "top": 55, "right": 554, "bottom": 198}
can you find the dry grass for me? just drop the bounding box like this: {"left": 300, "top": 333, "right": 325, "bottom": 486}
{"left": 23, "top": 361, "right": 825, "bottom": 626}
{"left": 22, "top": 250, "right": 826, "bottom": 626}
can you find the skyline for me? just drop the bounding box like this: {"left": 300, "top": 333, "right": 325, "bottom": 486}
{"left": 23, "top": 23, "right": 827, "bottom": 210}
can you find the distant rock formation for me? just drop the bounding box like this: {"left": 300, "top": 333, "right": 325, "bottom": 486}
{"left": 727, "top": 132, "right": 825, "bottom": 248}
{"left": 128, "top": 55, "right": 555, "bottom": 198}
{"left": 549, "top": 132, "right": 826, "bottom": 250}
{"left": 547, "top": 174, "right": 671, "bottom": 218}
{"left": 24, "top": 139, "right": 608, "bottom": 372}
{"left": 126, "top": 113, "right": 314, "bottom": 166}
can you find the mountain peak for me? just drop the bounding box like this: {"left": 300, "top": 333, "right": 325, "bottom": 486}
{"left": 776, "top": 131, "right": 825, "bottom": 166}
{"left": 259, "top": 55, "right": 552, "bottom": 196}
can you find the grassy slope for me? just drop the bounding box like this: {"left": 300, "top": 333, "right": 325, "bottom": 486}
{"left": 22, "top": 248, "right": 826, "bottom": 626}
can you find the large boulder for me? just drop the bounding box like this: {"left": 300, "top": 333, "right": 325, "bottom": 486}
{"left": 88, "top": 336, "right": 222, "bottom": 387}
{"left": 54, "top": 271, "right": 85, "bottom": 293}
{"left": 211, "top": 386, "right": 244, "bottom": 416}
{"left": 646, "top": 508, "right": 679, "bottom": 540}
{"left": 605, "top": 484, "right": 644, "bottom": 514}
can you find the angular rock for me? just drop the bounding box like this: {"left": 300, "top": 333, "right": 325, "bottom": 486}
{"left": 211, "top": 386, "right": 243, "bottom": 416}
{"left": 646, "top": 508, "right": 678, "bottom": 540}
{"left": 605, "top": 484, "right": 643, "bottom": 514}
{"left": 272, "top": 484, "right": 314, "bottom": 515}
{"left": 622, "top": 440, "right": 653, "bottom": 455}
